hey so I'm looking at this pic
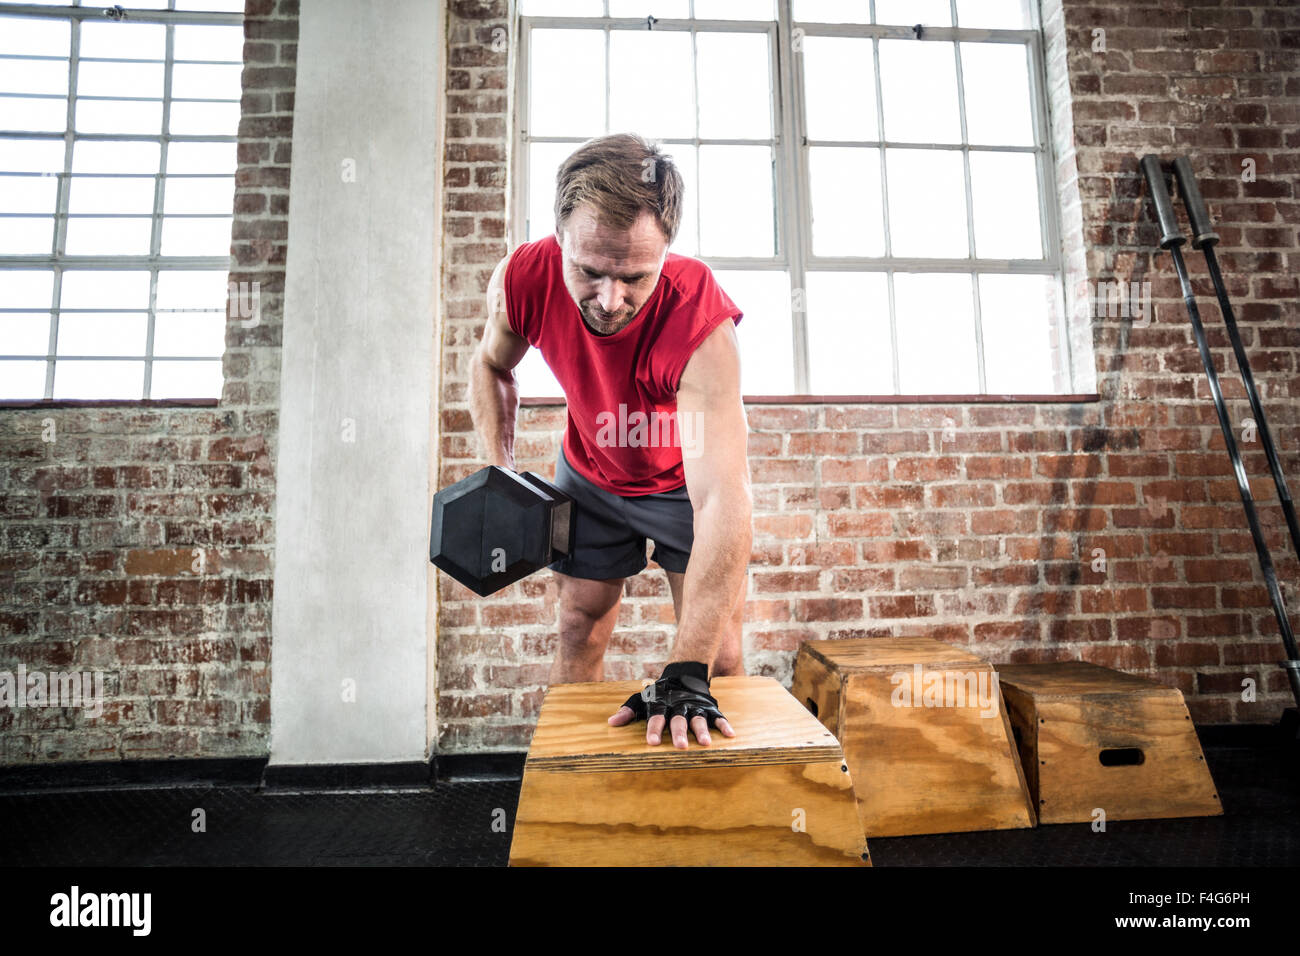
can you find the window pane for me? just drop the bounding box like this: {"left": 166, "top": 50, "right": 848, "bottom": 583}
{"left": 57, "top": 313, "right": 148, "bottom": 356}
{"left": 805, "top": 272, "right": 892, "bottom": 394}
{"left": 4, "top": 96, "right": 67, "bottom": 132}
{"left": 174, "top": 0, "right": 247, "bottom": 12}
{"left": 978, "top": 273, "right": 1058, "bottom": 393}
{"left": 160, "top": 216, "right": 232, "bottom": 256}
{"left": 1, "top": 173, "right": 59, "bottom": 213}
{"left": 698, "top": 145, "right": 773, "bottom": 257}
{"left": 164, "top": 176, "right": 235, "bottom": 214}
{"left": 67, "top": 175, "right": 156, "bottom": 215}
{"left": 515, "top": 348, "right": 562, "bottom": 398}
{"left": 2, "top": 57, "right": 69, "bottom": 95}
{"left": 0, "top": 270, "right": 55, "bottom": 307}
{"left": 609, "top": 31, "right": 693, "bottom": 139}
{"left": 876, "top": 0, "right": 952, "bottom": 26}
{"left": 663, "top": 143, "right": 698, "bottom": 256}
{"left": 957, "top": 0, "right": 1032, "bottom": 29}
{"left": 792, "top": 1, "right": 870, "bottom": 24}
{"left": 894, "top": 272, "right": 978, "bottom": 393}
{"left": 0, "top": 313, "right": 52, "bottom": 355}
{"left": 879, "top": 40, "right": 960, "bottom": 144}
{"left": 73, "top": 139, "right": 161, "bottom": 173}
{"left": 76, "top": 99, "right": 163, "bottom": 134}
{"left": 608, "top": 0, "right": 689, "bottom": 16}
{"left": 169, "top": 101, "right": 240, "bottom": 134}
{"left": 809, "top": 147, "right": 884, "bottom": 257}
{"left": 166, "top": 141, "right": 237, "bottom": 174}
{"left": 527, "top": 140, "right": 574, "bottom": 240}
{"left": 171, "top": 63, "right": 244, "bottom": 100}
{"left": 79, "top": 23, "right": 165, "bottom": 60}
{"left": 154, "top": 312, "right": 225, "bottom": 357}
{"left": 64, "top": 217, "right": 154, "bottom": 255}
{"left": 0, "top": 217, "right": 54, "bottom": 254}
{"left": 53, "top": 359, "right": 144, "bottom": 399}
{"left": 961, "top": 42, "right": 1034, "bottom": 146}
{"left": 970, "top": 151, "right": 1041, "bottom": 259}
{"left": 694, "top": 0, "right": 774, "bottom": 18}
{"left": 0, "top": 18, "right": 70, "bottom": 57}
{"left": 802, "top": 36, "right": 877, "bottom": 142}
{"left": 60, "top": 270, "right": 149, "bottom": 309}
{"left": 156, "top": 270, "right": 230, "bottom": 310}
{"left": 1, "top": 138, "right": 66, "bottom": 173}
{"left": 520, "top": 0, "right": 602, "bottom": 14}
{"left": 173, "top": 25, "right": 244, "bottom": 62}
{"left": 0, "top": 360, "right": 47, "bottom": 398}
{"left": 77, "top": 61, "right": 165, "bottom": 98}
{"left": 529, "top": 30, "right": 604, "bottom": 136}
{"left": 712, "top": 270, "right": 791, "bottom": 394}
{"left": 885, "top": 148, "right": 968, "bottom": 258}
{"left": 150, "top": 359, "right": 222, "bottom": 398}
{"left": 697, "top": 33, "right": 771, "bottom": 139}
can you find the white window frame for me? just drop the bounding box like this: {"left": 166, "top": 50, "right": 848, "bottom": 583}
{"left": 511, "top": 0, "right": 1072, "bottom": 398}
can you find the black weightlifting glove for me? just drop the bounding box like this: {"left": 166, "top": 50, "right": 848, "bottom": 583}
{"left": 620, "top": 661, "right": 726, "bottom": 728}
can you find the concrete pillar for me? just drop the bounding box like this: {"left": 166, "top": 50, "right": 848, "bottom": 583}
{"left": 269, "top": 0, "right": 443, "bottom": 765}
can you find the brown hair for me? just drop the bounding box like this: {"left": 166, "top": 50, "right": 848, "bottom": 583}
{"left": 553, "top": 133, "right": 684, "bottom": 244}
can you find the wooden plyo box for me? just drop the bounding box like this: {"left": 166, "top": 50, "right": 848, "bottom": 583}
{"left": 997, "top": 661, "right": 1222, "bottom": 825}
{"left": 508, "top": 676, "right": 871, "bottom": 866}
{"left": 791, "top": 637, "right": 1036, "bottom": 837}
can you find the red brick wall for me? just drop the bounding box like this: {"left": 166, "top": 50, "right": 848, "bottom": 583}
{"left": 0, "top": 0, "right": 296, "bottom": 762}
{"left": 3, "top": 0, "right": 1295, "bottom": 764}
{"left": 435, "top": 0, "right": 1300, "bottom": 752}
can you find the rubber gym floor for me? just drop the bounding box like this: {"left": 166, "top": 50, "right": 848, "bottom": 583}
{"left": 1, "top": 727, "right": 1297, "bottom": 867}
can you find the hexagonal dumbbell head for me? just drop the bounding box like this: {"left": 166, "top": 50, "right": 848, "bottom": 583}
{"left": 429, "top": 466, "right": 574, "bottom": 597}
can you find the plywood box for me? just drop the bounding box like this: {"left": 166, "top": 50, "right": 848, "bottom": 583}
{"left": 509, "top": 675, "right": 871, "bottom": 866}
{"left": 792, "top": 637, "right": 1036, "bottom": 837}
{"left": 997, "top": 661, "right": 1222, "bottom": 825}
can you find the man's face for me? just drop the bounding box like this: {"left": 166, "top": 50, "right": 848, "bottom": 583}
{"left": 557, "top": 203, "right": 669, "bottom": 336}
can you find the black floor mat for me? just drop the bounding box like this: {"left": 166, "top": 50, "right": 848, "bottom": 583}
{"left": 2, "top": 743, "right": 1296, "bottom": 867}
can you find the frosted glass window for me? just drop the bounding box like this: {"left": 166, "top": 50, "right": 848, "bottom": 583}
{"left": 806, "top": 272, "right": 893, "bottom": 394}
{"left": 809, "top": 147, "right": 884, "bottom": 257}
{"left": 713, "top": 270, "right": 792, "bottom": 395}
{"left": 894, "top": 272, "right": 979, "bottom": 393}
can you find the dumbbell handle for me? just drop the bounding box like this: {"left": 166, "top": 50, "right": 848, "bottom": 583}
{"left": 516, "top": 470, "right": 573, "bottom": 558}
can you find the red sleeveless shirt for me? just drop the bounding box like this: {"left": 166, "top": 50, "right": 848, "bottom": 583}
{"left": 503, "top": 234, "right": 742, "bottom": 495}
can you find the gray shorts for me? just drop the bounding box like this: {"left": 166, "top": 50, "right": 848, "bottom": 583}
{"left": 547, "top": 446, "right": 695, "bottom": 578}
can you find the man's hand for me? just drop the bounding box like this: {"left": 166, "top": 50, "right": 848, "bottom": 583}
{"left": 607, "top": 661, "right": 737, "bottom": 748}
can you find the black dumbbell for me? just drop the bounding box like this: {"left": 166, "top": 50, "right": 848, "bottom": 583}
{"left": 429, "top": 465, "right": 575, "bottom": 596}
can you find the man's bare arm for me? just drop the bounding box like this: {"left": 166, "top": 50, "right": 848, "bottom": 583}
{"left": 670, "top": 319, "right": 753, "bottom": 672}
{"left": 470, "top": 250, "right": 529, "bottom": 470}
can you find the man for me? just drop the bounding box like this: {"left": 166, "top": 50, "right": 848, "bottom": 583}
{"left": 469, "top": 133, "right": 753, "bottom": 750}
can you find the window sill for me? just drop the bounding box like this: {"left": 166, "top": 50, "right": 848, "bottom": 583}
{"left": 0, "top": 398, "right": 221, "bottom": 409}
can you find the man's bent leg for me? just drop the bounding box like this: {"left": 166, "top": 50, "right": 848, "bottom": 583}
{"left": 550, "top": 571, "right": 626, "bottom": 684}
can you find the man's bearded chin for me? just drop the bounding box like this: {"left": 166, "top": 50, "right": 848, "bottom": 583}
{"left": 582, "top": 301, "right": 631, "bottom": 326}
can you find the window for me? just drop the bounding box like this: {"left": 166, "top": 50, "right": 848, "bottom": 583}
{"left": 513, "top": 0, "right": 1068, "bottom": 399}
{"left": 0, "top": 0, "right": 246, "bottom": 402}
